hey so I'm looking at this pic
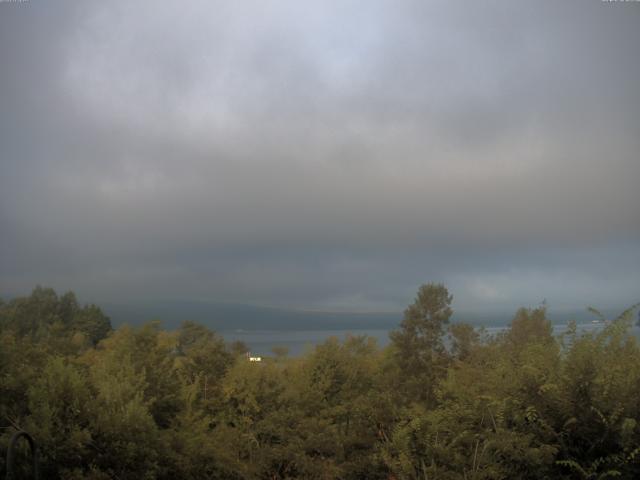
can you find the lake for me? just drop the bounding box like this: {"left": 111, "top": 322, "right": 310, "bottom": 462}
{"left": 221, "top": 322, "right": 625, "bottom": 357}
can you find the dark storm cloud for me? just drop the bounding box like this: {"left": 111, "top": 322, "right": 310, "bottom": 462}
{"left": 1, "top": 0, "right": 638, "bottom": 312}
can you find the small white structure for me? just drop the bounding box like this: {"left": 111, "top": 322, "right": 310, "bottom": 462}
{"left": 246, "top": 352, "right": 262, "bottom": 362}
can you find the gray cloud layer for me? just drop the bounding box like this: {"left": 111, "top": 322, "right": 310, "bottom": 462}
{"left": 1, "top": 0, "right": 639, "bottom": 313}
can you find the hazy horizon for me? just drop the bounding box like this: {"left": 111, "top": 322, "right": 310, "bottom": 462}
{"left": 0, "top": 291, "right": 617, "bottom": 332}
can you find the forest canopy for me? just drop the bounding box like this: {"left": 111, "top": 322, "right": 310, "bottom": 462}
{"left": 1, "top": 285, "right": 639, "bottom": 479}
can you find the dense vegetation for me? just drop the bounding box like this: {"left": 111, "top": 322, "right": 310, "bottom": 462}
{"left": 1, "top": 285, "right": 639, "bottom": 479}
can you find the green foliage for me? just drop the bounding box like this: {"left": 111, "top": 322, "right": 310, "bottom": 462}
{"left": 449, "top": 322, "right": 479, "bottom": 361}
{"left": 1, "top": 286, "right": 639, "bottom": 479}
{"left": 0, "top": 286, "right": 112, "bottom": 347}
{"left": 389, "top": 283, "right": 453, "bottom": 405}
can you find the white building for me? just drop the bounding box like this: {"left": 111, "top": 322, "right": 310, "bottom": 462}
{"left": 246, "top": 352, "right": 262, "bottom": 362}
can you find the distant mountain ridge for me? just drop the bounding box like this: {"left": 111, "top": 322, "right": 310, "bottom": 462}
{"left": 102, "top": 300, "right": 400, "bottom": 331}
{"left": 101, "top": 299, "right": 608, "bottom": 332}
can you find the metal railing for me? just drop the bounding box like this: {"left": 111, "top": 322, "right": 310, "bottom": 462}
{"left": 5, "top": 431, "right": 40, "bottom": 480}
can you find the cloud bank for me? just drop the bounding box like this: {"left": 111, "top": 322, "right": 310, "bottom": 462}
{"left": 1, "top": 0, "right": 638, "bottom": 313}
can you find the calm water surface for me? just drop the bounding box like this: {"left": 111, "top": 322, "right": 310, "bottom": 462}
{"left": 221, "top": 322, "right": 630, "bottom": 357}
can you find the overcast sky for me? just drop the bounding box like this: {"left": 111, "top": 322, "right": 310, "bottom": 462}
{"left": 1, "top": 0, "right": 638, "bottom": 314}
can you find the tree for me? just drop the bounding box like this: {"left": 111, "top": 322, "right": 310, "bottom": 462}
{"left": 86, "top": 349, "right": 162, "bottom": 479}
{"left": 448, "top": 322, "right": 479, "bottom": 361}
{"left": 507, "top": 306, "right": 553, "bottom": 348}
{"left": 0, "top": 287, "right": 111, "bottom": 347}
{"left": 22, "top": 359, "right": 94, "bottom": 478}
{"left": 175, "top": 321, "right": 233, "bottom": 413}
{"left": 70, "top": 304, "right": 111, "bottom": 346}
{"left": 389, "top": 283, "right": 453, "bottom": 405}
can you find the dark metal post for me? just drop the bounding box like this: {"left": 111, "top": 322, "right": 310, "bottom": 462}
{"left": 5, "top": 431, "right": 40, "bottom": 480}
